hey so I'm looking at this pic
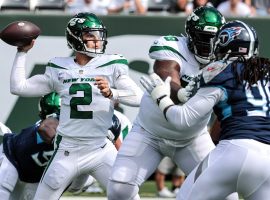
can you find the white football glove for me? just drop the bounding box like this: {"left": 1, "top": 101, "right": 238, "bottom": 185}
{"left": 177, "top": 73, "right": 201, "bottom": 103}
{"left": 140, "top": 73, "right": 174, "bottom": 115}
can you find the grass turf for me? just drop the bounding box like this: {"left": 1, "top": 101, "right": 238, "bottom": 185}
{"left": 64, "top": 180, "right": 171, "bottom": 197}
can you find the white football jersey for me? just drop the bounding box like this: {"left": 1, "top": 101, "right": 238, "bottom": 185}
{"left": 11, "top": 52, "right": 142, "bottom": 140}
{"left": 136, "top": 36, "right": 211, "bottom": 142}
{"left": 45, "top": 54, "right": 131, "bottom": 139}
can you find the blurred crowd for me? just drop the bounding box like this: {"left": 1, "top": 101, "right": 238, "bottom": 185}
{"left": 0, "top": 0, "right": 270, "bottom": 17}
{"left": 65, "top": 0, "right": 270, "bottom": 17}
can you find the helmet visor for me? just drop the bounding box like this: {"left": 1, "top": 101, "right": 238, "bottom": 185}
{"left": 193, "top": 31, "right": 215, "bottom": 58}
{"left": 81, "top": 29, "right": 107, "bottom": 55}
{"left": 82, "top": 30, "right": 106, "bottom": 42}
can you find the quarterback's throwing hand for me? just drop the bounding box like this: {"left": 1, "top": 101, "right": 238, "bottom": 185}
{"left": 140, "top": 73, "right": 174, "bottom": 116}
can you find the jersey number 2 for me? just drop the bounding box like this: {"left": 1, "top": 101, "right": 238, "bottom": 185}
{"left": 69, "top": 83, "right": 93, "bottom": 119}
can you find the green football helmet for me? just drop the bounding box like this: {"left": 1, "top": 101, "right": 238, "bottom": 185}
{"left": 185, "top": 6, "right": 226, "bottom": 65}
{"left": 39, "top": 92, "right": 61, "bottom": 120}
{"left": 66, "top": 12, "right": 107, "bottom": 57}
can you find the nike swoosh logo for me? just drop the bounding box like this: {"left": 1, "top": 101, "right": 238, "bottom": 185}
{"left": 101, "top": 143, "right": 107, "bottom": 148}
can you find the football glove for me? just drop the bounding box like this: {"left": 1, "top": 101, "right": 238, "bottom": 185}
{"left": 177, "top": 73, "right": 201, "bottom": 103}
{"left": 140, "top": 73, "right": 174, "bottom": 115}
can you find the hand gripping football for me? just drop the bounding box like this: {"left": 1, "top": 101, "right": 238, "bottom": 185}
{"left": 0, "top": 21, "right": 41, "bottom": 47}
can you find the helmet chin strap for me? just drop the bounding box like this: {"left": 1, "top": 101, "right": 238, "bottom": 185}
{"left": 77, "top": 47, "right": 103, "bottom": 58}
{"left": 84, "top": 51, "right": 99, "bottom": 58}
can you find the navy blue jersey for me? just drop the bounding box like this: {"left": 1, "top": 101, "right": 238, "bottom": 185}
{"left": 205, "top": 62, "right": 270, "bottom": 144}
{"left": 3, "top": 123, "right": 54, "bottom": 183}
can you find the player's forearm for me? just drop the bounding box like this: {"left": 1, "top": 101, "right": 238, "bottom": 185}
{"left": 111, "top": 87, "right": 143, "bottom": 106}
{"left": 165, "top": 87, "right": 222, "bottom": 130}
{"left": 10, "top": 52, "right": 27, "bottom": 94}
{"left": 112, "top": 75, "right": 143, "bottom": 106}
{"left": 10, "top": 52, "right": 51, "bottom": 96}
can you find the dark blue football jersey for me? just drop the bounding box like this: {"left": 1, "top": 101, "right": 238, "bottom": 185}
{"left": 204, "top": 61, "right": 270, "bottom": 144}
{"left": 3, "top": 123, "right": 54, "bottom": 183}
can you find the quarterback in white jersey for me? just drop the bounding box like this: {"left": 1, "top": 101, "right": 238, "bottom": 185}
{"left": 9, "top": 13, "right": 142, "bottom": 200}
{"left": 107, "top": 6, "right": 234, "bottom": 200}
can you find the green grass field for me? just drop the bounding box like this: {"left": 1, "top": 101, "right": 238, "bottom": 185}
{"left": 64, "top": 181, "right": 244, "bottom": 199}
{"left": 64, "top": 181, "right": 170, "bottom": 198}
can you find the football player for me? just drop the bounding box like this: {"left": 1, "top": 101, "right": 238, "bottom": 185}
{"left": 9, "top": 12, "right": 143, "bottom": 199}
{"left": 0, "top": 92, "right": 60, "bottom": 200}
{"left": 0, "top": 92, "right": 128, "bottom": 199}
{"left": 143, "top": 20, "right": 270, "bottom": 200}
{"left": 107, "top": 6, "right": 239, "bottom": 200}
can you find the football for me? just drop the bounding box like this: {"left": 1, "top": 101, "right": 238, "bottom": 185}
{"left": 0, "top": 21, "right": 41, "bottom": 47}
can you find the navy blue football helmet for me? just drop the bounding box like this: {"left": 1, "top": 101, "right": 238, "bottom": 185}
{"left": 214, "top": 20, "right": 259, "bottom": 61}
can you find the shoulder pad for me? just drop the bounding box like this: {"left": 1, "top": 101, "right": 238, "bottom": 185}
{"left": 47, "top": 57, "right": 71, "bottom": 70}
{"left": 149, "top": 36, "right": 188, "bottom": 62}
{"left": 96, "top": 54, "right": 128, "bottom": 68}
{"left": 150, "top": 35, "right": 182, "bottom": 47}
{"left": 201, "top": 61, "right": 230, "bottom": 84}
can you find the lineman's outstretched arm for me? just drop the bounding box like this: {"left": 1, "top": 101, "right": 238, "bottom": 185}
{"left": 141, "top": 73, "right": 223, "bottom": 130}
{"left": 165, "top": 88, "right": 222, "bottom": 130}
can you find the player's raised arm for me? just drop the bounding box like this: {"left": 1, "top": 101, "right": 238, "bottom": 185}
{"left": 2, "top": 21, "right": 52, "bottom": 97}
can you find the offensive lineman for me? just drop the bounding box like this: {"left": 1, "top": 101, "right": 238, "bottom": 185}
{"left": 142, "top": 20, "right": 270, "bottom": 200}
{"left": 107, "top": 6, "right": 236, "bottom": 200}
{"left": 0, "top": 92, "right": 60, "bottom": 200}
{"left": 9, "top": 12, "right": 142, "bottom": 200}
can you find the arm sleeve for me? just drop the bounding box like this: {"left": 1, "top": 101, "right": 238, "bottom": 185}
{"left": 111, "top": 74, "right": 143, "bottom": 107}
{"left": 10, "top": 52, "right": 52, "bottom": 97}
{"left": 166, "top": 87, "right": 224, "bottom": 130}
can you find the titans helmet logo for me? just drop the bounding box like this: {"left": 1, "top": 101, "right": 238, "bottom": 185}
{"left": 218, "top": 27, "right": 244, "bottom": 46}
